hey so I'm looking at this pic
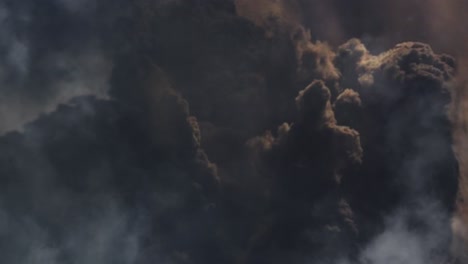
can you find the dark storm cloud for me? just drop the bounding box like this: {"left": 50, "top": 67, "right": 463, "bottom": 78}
{"left": 0, "top": 0, "right": 464, "bottom": 263}
{"left": 0, "top": 91, "right": 220, "bottom": 263}
{"left": 332, "top": 40, "right": 459, "bottom": 263}
{"left": 334, "top": 38, "right": 458, "bottom": 206}
{"left": 241, "top": 80, "right": 362, "bottom": 263}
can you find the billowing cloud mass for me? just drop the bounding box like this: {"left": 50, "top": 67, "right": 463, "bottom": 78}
{"left": 0, "top": 0, "right": 466, "bottom": 263}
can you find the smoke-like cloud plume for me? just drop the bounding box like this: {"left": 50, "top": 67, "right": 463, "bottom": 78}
{"left": 0, "top": 0, "right": 465, "bottom": 263}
